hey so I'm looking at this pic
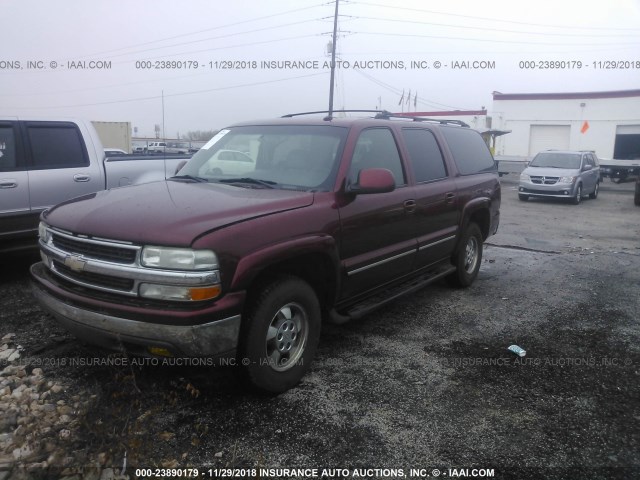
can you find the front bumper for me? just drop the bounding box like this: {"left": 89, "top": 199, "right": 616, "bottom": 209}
{"left": 518, "top": 181, "right": 577, "bottom": 198}
{"left": 31, "top": 263, "right": 241, "bottom": 358}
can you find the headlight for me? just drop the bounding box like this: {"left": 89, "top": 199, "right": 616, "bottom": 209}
{"left": 141, "top": 246, "right": 218, "bottom": 270}
{"left": 38, "top": 222, "right": 51, "bottom": 243}
{"left": 520, "top": 173, "right": 530, "bottom": 182}
{"left": 559, "top": 176, "right": 576, "bottom": 184}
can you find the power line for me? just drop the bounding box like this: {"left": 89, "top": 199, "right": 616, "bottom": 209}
{"left": 8, "top": 72, "right": 329, "bottom": 110}
{"left": 74, "top": 2, "right": 331, "bottom": 60}
{"left": 350, "top": 1, "right": 640, "bottom": 32}
{"left": 352, "top": 31, "right": 640, "bottom": 47}
{"left": 91, "top": 18, "right": 327, "bottom": 61}
{"left": 353, "top": 15, "right": 640, "bottom": 38}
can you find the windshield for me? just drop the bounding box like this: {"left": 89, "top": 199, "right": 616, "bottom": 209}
{"left": 530, "top": 152, "right": 582, "bottom": 169}
{"left": 175, "top": 125, "right": 348, "bottom": 191}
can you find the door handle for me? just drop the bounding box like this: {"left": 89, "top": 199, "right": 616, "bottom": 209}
{"left": 403, "top": 199, "right": 416, "bottom": 213}
{"left": 445, "top": 192, "right": 456, "bottom": 204}
{"left": 0, "top": 179, "right": 17, "bottom": 189}
{"left": 73, "top": 174, "right": 91, "bottom": 182}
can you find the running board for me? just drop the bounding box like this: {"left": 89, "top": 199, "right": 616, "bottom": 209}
{"left": 330, "top": 264, "right": 457, "bottom": 323}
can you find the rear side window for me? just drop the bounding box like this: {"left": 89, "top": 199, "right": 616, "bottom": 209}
{"left": 440, "top": 127, "right": 496, "bottom": 175}
{"left": 0, "top": 124, "right": 19, "bottom": 171}
{"left": 27, "top": 123, "right": 89, "bottom": 169}
{"left": 401, "top": 128, "right": 447, "bottom": 182}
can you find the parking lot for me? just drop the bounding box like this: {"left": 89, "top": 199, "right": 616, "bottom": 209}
{"left": 1, "top": 176, "right": 639, "bottom": 479}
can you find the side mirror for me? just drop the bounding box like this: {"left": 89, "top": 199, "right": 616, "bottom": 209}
{"left": 348, "top": 168, "right": 395, "bottom": 194}
{"left": 583, "top": 164, "right": 593, "bottom": 172}
{"left": 174, "top": 160, "right": 188, "bottom": 175}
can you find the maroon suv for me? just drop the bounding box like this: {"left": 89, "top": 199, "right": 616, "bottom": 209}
{"left": 31, "top": 111, "right": 500, "bottom": 393}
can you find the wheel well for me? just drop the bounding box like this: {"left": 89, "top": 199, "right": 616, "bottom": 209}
{"left": 247, "top": 253, "right": 337, "bottom": 312}
{"left": 468, "top": 209, "right": 491, "bottom": 240}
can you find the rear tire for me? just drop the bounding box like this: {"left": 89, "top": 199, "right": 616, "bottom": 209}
{"left": 589, "top": 182, "right": 599, "bottom": 199}
{"left": 447, "top": 223, "right": 483, "bottom": 288}
{"left": 239, "top": 276, "right": 321, "bottom": 393}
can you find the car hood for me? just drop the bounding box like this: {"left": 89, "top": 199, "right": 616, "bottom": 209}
{"left": 522, "top": 166, "right": 579, "bottom": 177}
{"left": 43, "top": 180, "right": 314, "bottom": 246}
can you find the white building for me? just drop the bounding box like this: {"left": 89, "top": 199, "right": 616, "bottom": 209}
{"left": 491, "top": 89, "right": 640, "bottom": 160}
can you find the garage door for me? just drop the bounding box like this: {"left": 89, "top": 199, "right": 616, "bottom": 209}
{"left": 614, "top": 124, "right": 640, "bottom": 159}
{"left": 528, "top": 125, "right": 570, "bottom": 155}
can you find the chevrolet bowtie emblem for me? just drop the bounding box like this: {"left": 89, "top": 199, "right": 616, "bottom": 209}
{"left": 64, "top": 255, "right": 87, "bottom": 272}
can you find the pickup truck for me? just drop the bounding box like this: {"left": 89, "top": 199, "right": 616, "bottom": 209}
{"left": 0, "top": 117, "right": 190, "bottom": 253}
{"left": 31, "top": 111, "right": 501, "bottom": 393}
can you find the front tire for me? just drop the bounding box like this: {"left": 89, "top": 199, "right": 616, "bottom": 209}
{"left": 447, "top": 223, "right": 483, "bottom": 288}
{"left": 518, "top": 194, "right": 529, "bottom": 201}
{"left": 239, "top": 276, "right": 321, "bottom": 393}
{"left": 572, "top": 184, "right": 582, "bottom": 205}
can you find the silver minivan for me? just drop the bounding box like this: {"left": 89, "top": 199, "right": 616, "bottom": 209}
{"left": 518, "top": 150, "right": 600, "bottom": 205}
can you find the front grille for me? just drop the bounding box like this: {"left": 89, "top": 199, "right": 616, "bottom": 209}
{"left": 530, "top": 176, "right": 559, "bottom": 185}
{"left": 53, "top": 260, "right": 135, "bottom": 292}
{"left": 52, "top": 234, "right": 137, "bottom": 264}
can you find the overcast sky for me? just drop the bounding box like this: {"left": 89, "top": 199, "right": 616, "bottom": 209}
{"left": 1, "top": 0, "right": 639, "bottom": 138}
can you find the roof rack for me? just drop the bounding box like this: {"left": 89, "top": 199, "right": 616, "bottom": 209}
{"left": 375, "top": 112, "right": 470, "bottom": 127}
{"left": 281, "top": 109, "right": 388, "bottom": 121}
{"left": 280, "top": 109, "right": 470, "bottom": 127}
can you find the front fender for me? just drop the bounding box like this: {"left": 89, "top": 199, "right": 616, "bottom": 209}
{"left": 229, "top": 234, "right": 341, "bottom": 294}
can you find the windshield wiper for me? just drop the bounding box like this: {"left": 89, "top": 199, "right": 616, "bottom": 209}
{"left": 170, "top": 174, "right": 209, "bottom": 183}
{"left": 218, "top": 177, "right": 277, "bottom": 189}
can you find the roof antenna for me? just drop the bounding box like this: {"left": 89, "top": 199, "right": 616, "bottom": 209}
{"left": 325, "top": 0, "right": 340, "bottom": 121}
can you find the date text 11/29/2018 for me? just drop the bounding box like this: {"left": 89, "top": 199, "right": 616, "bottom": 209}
{"left": 518, "top": 60, "right": 640, "bottom": 69}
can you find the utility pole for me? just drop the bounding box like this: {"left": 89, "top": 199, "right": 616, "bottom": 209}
{"left": 327, "top": 0, "right": 339, "bottom": 120}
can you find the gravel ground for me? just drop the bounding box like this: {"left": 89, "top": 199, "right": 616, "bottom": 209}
{"left": 0, "top": 177, "right": 638, "bottom": 480}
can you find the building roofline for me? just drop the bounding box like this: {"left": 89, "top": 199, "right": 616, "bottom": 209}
{"left": 492, "top": 89, "right": 640, "bottom": 101}
{"left": 393, "top": 110, "right": 487, "bottom": 117}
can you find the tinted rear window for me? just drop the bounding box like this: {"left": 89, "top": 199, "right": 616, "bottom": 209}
{"left": 401, "top": 128, "right": 447, "bottom": 182}
{"left": 440, "top": 127, "right": 496, "bottom": 175}
{"left": 27, "top": 123, "right": 89, "bottom": 169}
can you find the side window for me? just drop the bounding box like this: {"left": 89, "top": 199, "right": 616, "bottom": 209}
{"left": 402, "top": 128, "right": 448, "bottom": 182}
{"left": 350, "top": 128, "right": 405, "bottom": 186}
{"left": 0, "top": 124, "right": 19, "bottom": 172}
{"left": 440, "top": 127, "right": 496, "bottom": 175}
{"left": 26, "top": 123, "right": 89, "bottom": 170}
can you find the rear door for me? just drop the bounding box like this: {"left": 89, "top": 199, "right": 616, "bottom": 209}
{"left": 0, "top": 121, "right": 31, "bottom": 241}
{"left": 338, "top": 127, "right": 417, "bottom": 298}
{"left": 401, "top": 127, "right": 459, "bottom": 267}
{"left": 24, "top": 121, "right": 103, "bottom": 213}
